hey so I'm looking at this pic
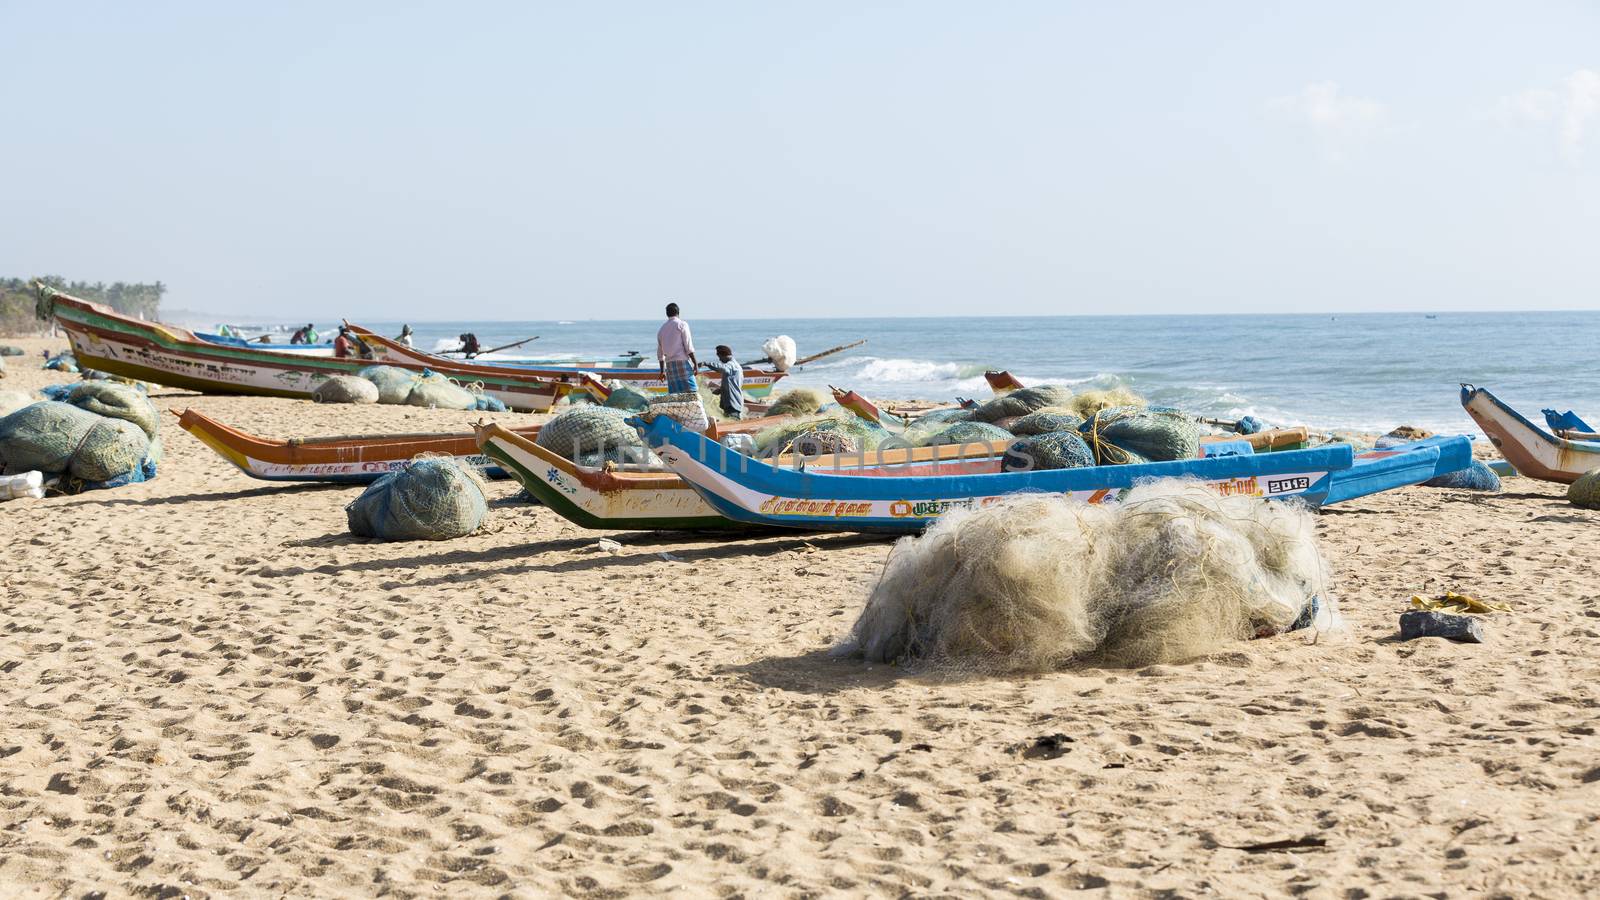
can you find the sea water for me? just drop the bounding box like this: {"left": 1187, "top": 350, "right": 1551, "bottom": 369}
{"left": 340, "top": 312, "right": 1599, "bottom": 434}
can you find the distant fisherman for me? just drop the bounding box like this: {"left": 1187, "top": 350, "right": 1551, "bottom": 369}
{"left": 333, "top": 326, "right": 357, "bottom": 358}
{"left": 656, "top": 302, "right": 698, "bottom": 393}
{"left": 702, "top": 344, "right": 744, "bottom": 419}
{"left": 290, "top": 323, "right": 318, "bottom": 345}
{"left": 454, "top": 332, "right": 482, "bottom": 358}
{"left": 397, "top": 324, "right": 414, "bottom": 348}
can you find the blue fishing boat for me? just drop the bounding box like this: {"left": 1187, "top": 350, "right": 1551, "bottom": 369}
{"left": 634, "top": 417, "right": 1472, "bottom": 534}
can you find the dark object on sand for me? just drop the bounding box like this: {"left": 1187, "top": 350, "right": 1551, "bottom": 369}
{"left": 1399, "top": 610, "right": 1485, "bottom": 643}
{"left": 1020, "top": 734, "right": 1075, "bottom": 760}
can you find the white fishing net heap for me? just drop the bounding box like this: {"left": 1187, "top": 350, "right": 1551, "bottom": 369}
{"left": 837, "top": 480, "right": 1338, "bottom": 674}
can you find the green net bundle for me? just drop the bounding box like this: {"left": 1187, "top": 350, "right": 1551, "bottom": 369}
{"left": 536, "top": 405, "right": 647, "bottom": 462}
{"left": 1002, "top": 430, "right": 1096, "bottom": 472}
{"left": 64, "top": 382, "right": 159, "bottom": 439}
{"left": 1009, "top": 408, "right": 1085, "bottom": 437}
{"left": 753, "top": 413, "right": 892, "bottom": 455}
{"left": 1081, "top": 406, "right": 1199, "bottom": 464}
{"left": 405, "top": 372, "right": 477, "bottom": 410}
{"left": 313, "top": 374, "right": 380, "bottom": 404}
{"left": 0, "top": 401, "right": 150, "bottom": 481}
{"left": 602, "top": 384, "right": 651, "bottom": 413}
{"left": 914, "top": 407, "right": 973, "bottom": 426}
{"left": 767, "top": 388, "right": 828, "bottom": 418}
{"left": 346, "top": 457, "right": 488, "bottom": 541}
{"left": 913, "top": 420, "right": 1015, "bottom": 448}
{"left": 969, "top": 385, "right": 1075, "bottom": 423}
{"left": 1567, "top": 468, "right": 1600, "bottom": 508}
{"left": 357, "top": 365, "right": 420, "bottom": 404}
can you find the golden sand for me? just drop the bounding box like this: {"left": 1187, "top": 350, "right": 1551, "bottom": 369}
{"left": 2, "top": 335, "right": 1598, "bottom": 897}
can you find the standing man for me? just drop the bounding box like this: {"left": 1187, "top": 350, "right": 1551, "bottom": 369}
{"left": 656, "top": 302, "right": 698, "bottom": 394}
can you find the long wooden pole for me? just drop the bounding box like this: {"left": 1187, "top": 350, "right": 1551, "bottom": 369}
{"left": 751, "top": 338, "right": 867, "bottom": 367}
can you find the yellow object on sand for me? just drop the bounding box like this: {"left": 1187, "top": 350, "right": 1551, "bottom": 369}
{"left": 1409, "top": 591, "right": 1511, "bottom": 615}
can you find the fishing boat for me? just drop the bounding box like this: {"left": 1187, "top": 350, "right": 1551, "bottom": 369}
{"left": 176, "top": 408, "right": 800, "bottom": 484}
{"left": 344, "top": 324, "right": 793, "bottom": 398}
{"left": 480, "top": 421, "right": 1325, "bottom": 531}
{"left": 194, "top": 330, "right": 649, "bottom": 368}
{"left": 42, "top": 288, "right": 574, "bottom": 411}
{"left": 175, "top": 409, "right": 526, "bottom": 483}
{"left": 635, "top": 415, "right": 1471, "bottom": 534}
{"left": 1460, "top": 385, "right": 1600, "bottom": 484}
{"left": 475, "top": 423, "right": 1020, "bottom": 531}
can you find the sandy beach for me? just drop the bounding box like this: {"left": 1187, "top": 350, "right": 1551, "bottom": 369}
{"left": 3, "top": 334, "right": 1599, "bottom": 898}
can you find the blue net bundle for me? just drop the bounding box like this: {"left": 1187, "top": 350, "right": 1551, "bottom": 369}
{"left": 1424, "top": 459, "right": 1501, "bottom": 492}
{"left": 346, "top": 457, "right": 489, "bottom": 541}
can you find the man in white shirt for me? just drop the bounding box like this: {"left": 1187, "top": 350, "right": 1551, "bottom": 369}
{"left": 656, "top": 302, "right": 699, "bottom": 394}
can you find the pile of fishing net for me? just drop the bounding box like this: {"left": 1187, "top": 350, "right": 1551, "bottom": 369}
{"left": 1080, "top": 406, "right": 1200, "bottom": 464}
{"left": 42, "top": 353, "right": 78, "bottom": 373}
{"left": 968, "top": 385, "right": 1075, "bottom": 423}
{"left": 1424, "top": 459, "right": 1501, "bottom": 492}
{"left": 836, "top": 481, "right": 1336, "bottom": 674}
{"left": 353, "top": 365, "right": 505, "bottom": 411}
{"left": 601, "top": 383, "right": 651, "bottom": 413}
{"left": 1009, "top": 408, "right": 1085, "bottom": 436}
{"left": 909, "top": 420, "right": 1015, "bottom": 449}
{"left": 357, "top": 365, "right": 420, "bottom": 404}
{"left": 752, "top": 412, "right": 892, "bottom": 456}
{"left": 405, "top": 371, "right": 479, "bottom": 410}
{"left": 0, "top": 382, "right": 162, "bottom": 491}
{"left": 536, "top": 405, "right": 656, "bottom": 467}
{"left": 1569, "top": 468, "right": 1600, "bottom": 509}
{"left": 1002, "top": 430, "right": 1096, "bottom": 471}
{"left": 313, "top": 374, "right": 380, "bottom": 404}
{"left": 767, "top": 388, "right": 827, "bottom": 418}
{"left": 0, "top": 345, "right": 23, "bottom": 357}
{"left": 346, "top": 457, "right": 488, "bottom": 541}
{"left": 1070, "top": 386, "right": 1147, "bottom": 419}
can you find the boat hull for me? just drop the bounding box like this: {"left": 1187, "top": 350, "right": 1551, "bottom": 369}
{"left": 346, "top": 324, "right": 786, "bottom": 398}
{"left": 476, "top": 424, "right": 1025, "bottom": 531}
{"left": 176, "top": 409, "right": 523, "bottom": 483}
{"left": 639, "top": 416, "right": 1363, "bottom": 534}
{"left": 1461, "top": 385, "right": 1600, "bottom": 484}
{"left": 49, "top": 293, "right": 571, "bottom": 411}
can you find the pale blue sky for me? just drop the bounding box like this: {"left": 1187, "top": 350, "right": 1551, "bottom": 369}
{"left": 2, "top": 2, "right": 1596, "bottom": 318}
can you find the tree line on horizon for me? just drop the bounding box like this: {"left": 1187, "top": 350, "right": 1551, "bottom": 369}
{"left": 0, "top": 276, "right": 165, "bottom": 333}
